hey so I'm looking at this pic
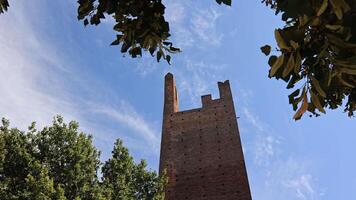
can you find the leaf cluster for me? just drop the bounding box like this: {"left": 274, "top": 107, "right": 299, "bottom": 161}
{"left": 77, "top": 0, "right": 180, "bottom": 63}
{"left": 262, "top": 0, "right": 356, "bottom": 119}
{"left": 0, "top": 116, "right": 165, "bottom": 200}
{"left": 0, "top": 0, "right": 9, "bottom": 14}
{"left": 102, "top": 139, "right": 166, "bottom": 200}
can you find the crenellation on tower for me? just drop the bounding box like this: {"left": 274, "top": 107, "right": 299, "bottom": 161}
{"left": 201, "top": 94, "right": 212, "bottom": 108}
{"left": 164, "top": 72, "right": 179, "bottom": 115}
{"left": 159, "top": 73, "right": 252, "bottom": 200}
{"left": 218, "top": 80, "right": 233, "bottom": 100}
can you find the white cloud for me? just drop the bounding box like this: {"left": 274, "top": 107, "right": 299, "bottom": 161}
{"left": 250, "top": 157, "right": 323, "bottom": 200}
{"left": 165, "top": 2, "right": 186, "bottom": 24}
{"left": 253, "top": 134, "right": 280, "bottom": 166}
{"left": 0, "top": 1, "right": 161, "bottom": 162}
{"left": 285, "top": 174, "right": 317, "bottom": 200}
{"left": 236, "top": 89, "right": 322, "bottom": 200}
{"left": 91, "top": 101, "right": 160, "bottom": 153}
{"left": 191, "top": 8, "right": 223, "bottom": 46}
{"left": 0, "top": 2, "right": 77, "bottom": 129}
{"left": 165, "top": 1, "right": 223, "bottom": 48}
{"left": 134, "top": 54, "right": 159, "bottom": 77}
{"left": 242, "top": 107, "right": 265, "bottom": 132}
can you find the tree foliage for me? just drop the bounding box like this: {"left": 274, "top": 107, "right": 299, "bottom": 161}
{"left": 77, "top": 0, "right": 180, "bottom": 63}
{"left": 0, "top": 116, "right": 165, "bottom": 200}
{"left": 262, "top": 0, "right": 356, "bottom": 119}
{"left": 102, "top": 139, "right": 166, "bottom": 200}
{"left": 76, "top": 0, "right": 230, "bottom": 63}
{"left": 1, "top": 0, "right": 355, "bottom": 119}
{"left": 0, "top": 0, "right": 9, "bottom": 14}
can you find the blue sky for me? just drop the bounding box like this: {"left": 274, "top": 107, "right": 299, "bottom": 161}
{"left": 0, "top": 1, "right": 355, "bottom": 200}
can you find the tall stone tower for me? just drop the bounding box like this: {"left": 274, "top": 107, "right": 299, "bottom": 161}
{"left": 159, "top": 73, "right": 252, "bottom": 200}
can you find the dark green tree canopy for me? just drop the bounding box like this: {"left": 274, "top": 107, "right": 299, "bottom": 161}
{"left": 0, "top": 116, "right": 165, "bottom": 200}
{"left": 262, "top": 0, "right": 356, "bottom": 119}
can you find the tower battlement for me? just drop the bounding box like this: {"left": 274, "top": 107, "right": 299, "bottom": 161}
{"left": 159, "top": 73, "right": 252, "bottom": 200}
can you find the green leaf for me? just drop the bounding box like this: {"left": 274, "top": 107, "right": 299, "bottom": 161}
{"left": 261, "top": 45, "right": 271, "bottom": 56}
{"left": 268, "top": 55, "right": 277, "bottom": 67}
{"left": 0, "top": 0, "right": 9, "bottom": 14}
{"left": 283, "top": 53, "right": 295, "bottom": 78}
{"left": 311, "top": 76, "right": 327, "bottom": 98}
{"left": 325, "top": 24, "right": 343, "bottom": 31}
{"left": 223, "top": 0, "right": 232, "bottom": 6}
{"left": 290, "top": 40, "right": 299, "bottom": 49}
{"left": 327, "top": 34, "right": 356, "bottom": 49}
{"left": 317, "top": 0, "right": 328, "bottom": 16}
{"left": 166, "top": 55, "right": 171, "bottom": 64}
{"left": 298, "top": 15, "right": 310, "bottom": 27}
{"left": 287, "top": 74, "right": 301, "bottom": 89}
{"left": 337, "top": 74, "right": 355, "bottom": 88}
{"left": 340, "top": 67, "right": 356, "bottom": 75}
{"left": 216, "top": 0, "right": 232, "bottom": 6}
{"left": 169, "top": 46, "right": 180, "bottom": 52}
{"left": 288, "top": 89, "right": 300, "bottom": 104}
{"left": 275, "top": 29, "right": 291, "bottom": 51}
{"left": 120, "top": 43, "right": 130, "bottom": 53}
{"left": 157, "top": 51, "right": 162, "bottom": 62}
{"left": 269, "top": 55, "right": 284, "bottom": 77}
{"left": 330, "top": 0, "right": 350, "bottom": 20}
{"left": 293, "top": 92, "right": 308, "bottom": 120}
{"left": 294, "top": 51, "right": 302, "bottom": 74}
{"left": 311, "top": 91, "right": 326, "bottom": 113}
{"left": 110, "top": 35, "right": 123, "bottom": 46}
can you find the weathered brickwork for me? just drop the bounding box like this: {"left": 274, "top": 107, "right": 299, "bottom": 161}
{"left": 159, "top": 73, "right": 252, "bottom": 200}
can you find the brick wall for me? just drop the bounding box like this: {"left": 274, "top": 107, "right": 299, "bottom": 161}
{"left": 159, "top": 73, "right": 252, "bottom": 200}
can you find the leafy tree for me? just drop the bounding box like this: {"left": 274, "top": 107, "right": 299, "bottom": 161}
{"left": 23, "top": 161, "right": 59, "bottom": 200}
{"left": 0, "top": 119, "right": 34, "bottom": 199}
{"left": 261, "top": 0, "right": 356, "bottom": 119}
{"left": 34, "top": 116, "right": 101, "bottom": 200}
{"left": 1, "top": 0, "right": 355, "bottom": 119}
{"left": 0, "top": 116, "right": 165, "bottom": 200}
{"left": 102, "top": 139, "right": 166, "bottom": 200}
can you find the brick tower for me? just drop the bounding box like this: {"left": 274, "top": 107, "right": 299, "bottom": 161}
{"left": 159, "top": 73, "right": 252, "bottom": 200}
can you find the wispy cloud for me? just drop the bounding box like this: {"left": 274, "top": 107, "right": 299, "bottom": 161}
{"left": 253, "top": 134, "right": 280, "bottom": 166}
{"left": 285, "top": 174, "right": 317, "bottom": 200}
{"left": 235, "top": 84, "right": 322, "bottom": 200}
{"left": 169, "top": 59, "right": 227, "bottom": 108}
{"left": 191, "top": 8, "right": 223, "bottom": 46}
{"left": 134, "top": 54, "right": 159, "bottom": 77}
{"left": 249, "top": 156, "right": 324, "bottom": 200}
{"left": 91, "top": 101, "right": 160, "bottom": 153}
{"left": 165, "top": 1, "right": 224, "bottom": 48}
{"left": 0, "top": 1, "right": 161, "bottom": 164}
{"left": 0, "top": 2, "right": 78, "bottom": 129}
{"left": 242, "top": 107, "right": 265, "bottom": 132}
